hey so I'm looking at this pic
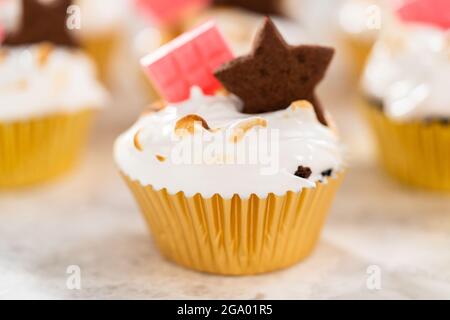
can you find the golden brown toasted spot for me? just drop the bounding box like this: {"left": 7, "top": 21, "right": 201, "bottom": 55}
{"left": 141, "top": 100, "right": 167, "bottom": 116}
{"left": 155, "top": 154, "right": 166, "bottom": 162}
{"left": 229, "top": 117, "right": 268, "bottom": 143}
{"left": 175, "top": 114, "right": 211, "bottom": 135}
{"left": 36, "top": 43, "right": 54, "bottom": 66}
{"left": 290, "top": 100, "right": 314, "bottom": 111}
{"left": 0, "top": 49, "right": 8, "bottom": 63}
{"left": 133, "top": 129, "right": 143, "bottom": 151}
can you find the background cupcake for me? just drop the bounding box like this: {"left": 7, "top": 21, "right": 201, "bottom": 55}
{"left": 75, "top": 0, "right": 127, "bottom": 82}
{"left": 0, "top": 0, "right": 106, "bottom": 188}
{"left": 182, "top": 0, "right": 308, "bottom": 57}
{"left": 338, "top": 0, "right": 384, "bottom": 77}
{"left": 115, "top": 19, "right": 344, "bottom": 275}
{"left": 361, "top": 1, "right": 450, "bottom": 191}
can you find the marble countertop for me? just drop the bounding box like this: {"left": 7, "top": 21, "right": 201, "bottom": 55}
{"left": 1, "top": 110, "right": 450, "bottom": 299}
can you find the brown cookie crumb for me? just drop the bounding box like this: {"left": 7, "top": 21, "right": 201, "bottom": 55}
{"left": 321, "top": 169, "right": 333, "bottom": 177}
{"left": 295, "top": 166, "right": 312, "bottom": 179}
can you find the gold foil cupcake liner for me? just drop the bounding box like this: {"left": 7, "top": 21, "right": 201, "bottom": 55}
{"left": 0, "top": 110, "right": 95, "bottom": 188}
{"left": 122, "top": 173, "right": 344, "bottom": 275}
{"left": 362, "top": 102, "right": 450, "bottom": 192}
{"left": 81, "top": 33, "right": 119, "bottom": 82}
{"left": 344, "top": 36, "right": 374, "bottom": 76}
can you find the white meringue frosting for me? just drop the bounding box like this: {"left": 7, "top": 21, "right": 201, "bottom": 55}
{"left": 114, "top": 88, "right": 343, "bottom": 199}
{"left": 75, "top": 0, "right": 127, "bottom": 36}
{"left": 363, "top": 23, "right": 450, "bottom": 121}
{"left": 0, "top": 44, "right": 107, "bottom": 121}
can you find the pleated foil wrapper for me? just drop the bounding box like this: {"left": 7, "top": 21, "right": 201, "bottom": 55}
{"left": 362, "top": 102, "right": 450, "bottom": 192}
{"left": 0, "top": 110, "right": 95, "bottom": 188}
{"left": 122, "top": 173, "right": 344, "bottom": 275}
{"left": 81, "top": 33, "right": 119, "bottom": 82}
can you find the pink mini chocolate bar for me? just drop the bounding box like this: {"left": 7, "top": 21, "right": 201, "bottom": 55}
{"left": 0, "top": 24, "right": 4, "bottom": 44}
{"left": 396, "top": 0, "right": 450, "bottom": 29}
{"left": 135, "top": 0, "right": 211, "bottom": 26}
{"left": 141, "top": 21, "right": 234, "bottom": 103}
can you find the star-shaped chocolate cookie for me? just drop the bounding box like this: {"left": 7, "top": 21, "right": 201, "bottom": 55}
{"left": 4, "top": 0, "right": 78, "bottom": 47}
{"left": 213, "top": 0, "right": 282, "bottom": 15}
{"left": 214, "top": 18, "right": 334, "bottom": 126}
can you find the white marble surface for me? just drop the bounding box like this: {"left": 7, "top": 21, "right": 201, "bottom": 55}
{"left": 1, "top": 101, "right": 450, "bottom": 300}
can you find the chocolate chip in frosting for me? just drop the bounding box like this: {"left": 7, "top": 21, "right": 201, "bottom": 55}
{"left": 295, "top": 166, "right": 312, "bottom": 179}
{"left": 321, "top": 169, "right": 333, "bottom": 177}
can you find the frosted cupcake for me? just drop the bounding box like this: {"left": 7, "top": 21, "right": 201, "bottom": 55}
{"left": 0, "top": 0, "right": 106, "bottom": 188}
{"left": 0, "top": 0, "right": 124, "bottom": 81}
{"left": 338, "top": 0, "right": 384, "bottom": 76}
{"left": 181, "top": 0, "right": 307, "bottom": 56}
{"left": 115, "top": 19, "right": 344, "bottom": 275}
{"left": 361, "top": 9, "right": 450, "bottom": 191}
{"left": 75, "top": 0, "right": 127, "bottom": 81}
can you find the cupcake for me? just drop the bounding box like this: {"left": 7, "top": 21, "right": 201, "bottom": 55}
{"left": 361, "top": 1, "right": 450, "bottom": 191}
{"left": 338, "top": 0, "right": 384, "bottom": 76}
{"left": 115, "top": 18, "right": 344, "bottom": 275}
{"left": 132, "top": 24, "right": 166, "bottom": 103}
{"left": 182, "top": 0, "right": 308, "bottom": 56}
{"left": 0, "top": 0, "right": 106, "bottom": 188}
{"left": 75, "top": 0, "right": 127, "bottom": 81}
{"left": 0, "top": 0, "right": 125, "bottom": 81}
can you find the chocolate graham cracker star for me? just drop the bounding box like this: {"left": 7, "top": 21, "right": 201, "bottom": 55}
{"left": 213, "top": 0, "right": 282, "bottom": 15}
{"left": 214, "top": 18, "right": 334, "bottom": 126}
{"left": 4, "top": 0, "right": 78, "bottom": 47}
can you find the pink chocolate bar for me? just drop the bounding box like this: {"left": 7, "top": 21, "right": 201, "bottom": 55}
{"left": 141, "top": 21, "right": 234, "bottom": 103}
{"left": 135, "top": 0, "right": 211, "bottom": 26}
{"left": 396, "top": 0, "right": 450, "bottom": 29}
{"left": 0, "top": 25, "right": 4, "bottom": 44}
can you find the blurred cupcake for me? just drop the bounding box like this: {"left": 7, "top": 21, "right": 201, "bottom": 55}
{"left": 361, "top": 4, "right": 450, "bottom": 191}
{"left": 181, "top": 0, "right": 308, "bottom": 56}
{"left": 338, "top": 0, "right": 384, "bottom": 76}
{"left": 132, "top": 25, "right": 164, "bottom": 102}
{"left": 0, "top": 0, "right": 106, "bottom": 188}
{"left": 75, "top": 0, "right": 127, "bottom": 81}
{"left": 131, "top": 0, "right": 212, "bottom": 103}
{"left": 115, "top": 19, "right": 344, "bottom": 275}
